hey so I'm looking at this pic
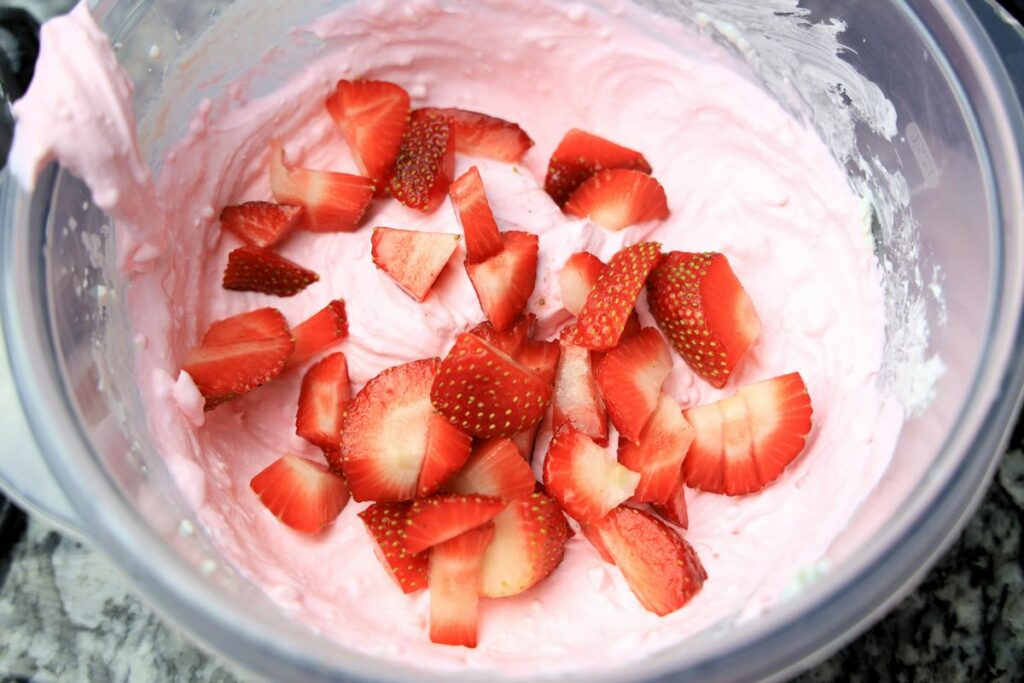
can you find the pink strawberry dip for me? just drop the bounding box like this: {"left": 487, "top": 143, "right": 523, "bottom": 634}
{"left": 9, "top": 0, "right": 904, "bottom": 675}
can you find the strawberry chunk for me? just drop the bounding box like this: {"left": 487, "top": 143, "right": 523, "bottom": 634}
{"left": 575, "top": 241, "right": 661, "bottom": 350}
{"left": 428, "top": 523, "right": 494, "bottom": 648}
{"left": 269, "top": 141, "right": 375, "bottom": 232}
{"left": 431, "top": 332, "right": 552, "bottom": 439}
{"left": 416, "top": 413, "right": 474, "bottom": 497}
{"left": 594, "top": 327, "right": 673, "bottom": 443}
{"left": 450, "top": 167, "right": 504, "bottom": 264}
{"left": 553, "top": 337, "right": 608, "bottom": 445}
{"left": 405, "top": 493, "right": 507, "bottom": 553}
{"left": 415, "top": 108, "right": 534, "bottom": 162}
{"left": 182, "top": 308, "right": 294, "bottom": 409}
{"left": 542, "top": 427, "right": 640, "bottom": 523}
{"left": 371, "top": 227, "right": 460, "bottom": 302}
{"left": 250, "top": 454, "right": 349, "bottom": 533}
{"left": 559, "top": 251, "right": 604, "bottom": 316}
{"left": 480, "top": 490, "right": 570, "bottom": 598}
{"left": 220, "top": 201, "right": 302, "bottom": 249}
{"left": 515, "top": 337, "right": 561, "bottom": 385}
{"left": 445, "top": 437, "right": 536, "bottom": 500}
{"left": 295, "top": 352, "right": 350, "bottom": 453}
{"left": 564, "top": 169, "right": 669, "bottom": 231}
{"left": 465, "top": 230, "right": 539, "bottom": 332}
{"left": 339, "top": 358, "right": 438, "bottom": 501}
{"left": 286, "top": 299, "right": 348, "bottom": 369}
{"left": 222, "top": 246, "right": 319, "bottom": 297}
{"left": 647, "top": 251, "right": 761, "bottom": 388}
{"left": 544, "top": 129, "right": 652, "bottom": 206}
{"left": 653, "top": 477, "right": 689, "bottom": 529}
{"left": 389, "top": 115, "right": 455, "bottom": 212}
{"left": 325, "top": 79, "right": 410, "bottom": 190}
{"left": 618, "top": 393, "right": 694, "bottom": 505}
{"left": 581, "top": 506, "right": 706, "bottom": 616}
{"left": 358, "top": 501, "right": 428, "bottom": 593}
{"left": 468, "top": 314, "right": 535, "bottom": 358}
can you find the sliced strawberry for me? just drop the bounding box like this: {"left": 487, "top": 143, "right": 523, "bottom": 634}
{"left": 618, "top": 393, "right": 694, "bottom": 505}
{"left": 431, "top": 332, "right": 552, "bottom": 439}
{"left": 220, "top": 201, "right": 302, "bottom": 249}
{"left": 389, "top": 115, "right": 455, "bottom": 212}
{"left": 286, "top": 299, "right": 348, "bottom": 369}
{"left": 415, "top": 108, "right": 534, "bottom": 162}
{"left": 450, "top": 166, "right": 504, "bottom": 264}
{"left": 594, "top": 327, "right": 673, "bottom": 443}
{"left": 647, "top": 251, "right": 761, "bottom": 388}
{"left": 564, "top": 169, "right": 669, "bottom": 231}
{"left": 542, "top": 427, "right": 640, "bottom": 523}
{"left": 222, "top": 246, "right": 319, "bottom": 297}
{"left": 559, "top": 251, "right": 604, "bottom": 316}
{"left": 428, "top": 523, "right": 494, "bottom": 648}
{"left": 480, "top": 490, "right": 570, "bottom": 598}
{"left": 405, "top": 493, "right": 507, "bottom": 553}
{"left": 575, "top": 241, "right": 661, "bottom": 350}
{"left": 544, "top": 129, "right": 652, "bottom": 206}
{"left": 295, "top": 352, "right": 350, "bottom": 453}
{"left": 250, "top": 453, "right": 349, "bottom": 533}
{"left": 653, "top": 477, "right": 689, "bottom": 529}
{"left": 338, "top": 358, "right": 438, "bottom": 501}
{"left": 553, "top": 339, "right": 608, "bottom": 445}
{"left": 445, "top": 437, "right": 536, "bottom": 500}
{"left": 269, "top": 141, "right": 375, "bottom": 232}
{"left": 465, "top": 230, "right": 539, "bottom": 331}
{"left": 468, "top": 314, "right": 534, "bottom": 358}
{"left": 515, "top": 337, "right": 560, "bottom": 385}
{"left": 182, "top": 308, "right": 294, "bottom": 409}
{"left": 371, "top": 227, "right": 460, "bottom": 302}
{"left": 581, "top": 506, "right": 706, "bottom": 616}
{"left": 358, "top": 501, "right": 428, "bottom": 593}
{"left": 416, "top": 413, "right": 474, "bottom": 497}
{"left": 325, "top": 79, "right": 410, "bottom": 190}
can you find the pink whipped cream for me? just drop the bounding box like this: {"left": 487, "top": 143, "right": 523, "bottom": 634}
{"left": 11, "top": 0, "right": 903, "bottom": 675}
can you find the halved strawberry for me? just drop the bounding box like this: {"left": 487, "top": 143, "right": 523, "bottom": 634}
{"left": 415, "top": 108, "right": 534, "bottom": 162}
{"left": 618, "top": 393, "right": 694, "bottom": 505}
{"left": 428, "top": 523, "right": 494, "bottom": 648}
{"left": 405, "top": 493, "right": 507, "bottom": 553}
{"left": 480, "top": 490, "right": 570, "bottom": 598}
{"left": 468, "top": 314, "right": 535, "bottom": 358}
{"left": 358, "top": 501, "right": 428, "bottom": 593}
{"left": 553, "top": 338, "right": 608, "bottom": 445}
{"left": 647, "top": 251, "right": 761, "bottom": 388}
{"left": 581, "top": 506, "right": 706, "bottom": 616}
{"left": 653, "top": 477, "right": 689, "bottom": 529}
{"left": 575, "top": 241, "right": 661, "bottom": 351}
{"left": 325, "top": 79, "right": 410, "bottom": 190}
{"left": 682, "top": 373, "right": 813, "bottom": 495}
{"left": 594, "top": 327, "right": 673, "bottom": 443}
{"left": 295, "top": 352, "right": 350, "bottom": 453}
{"left": 544, "top": 129, "right": 652, "bottom": 206}
{"left": 559, "top": 251, "right": 604, "bottom": 316}
{"left": 286, "top": 299, "right": 348, "bottom": 369}
{"left": 542, "top": 427, "right": 640, "bottom": 523}
{"left": 371, "top": 227, "right": 460, "bottom": 302}
{"left": 465, "top": 231, "right": 539, "bottom": 332}
{"left": 416, "top": 413, "right": 474, "bottom": 497}
{"left": 269, "top": 141, "right": 375, "bottom": 232}
{"left": 182, "top": 308, "right": 295, "bottom": 408}
{"left": 220, "top": 201, "right": 302, "bottom": 249}
{"left": 250, "top": 453, "right": 349, "bottom": 533}
{"left": 450, "top": 166, "right": 504, "bottom": 264}
{"left": 339, "top": 358, "right": 438, "bottom": 501}
{"left": 431, "top": 332, "right": 552, "bottom": 439}
{"left": 389, "top": 115, "right": 455, "bottom": 212}
{"left": 222, "top": 246, "right": 319, "bottom": 297}
{"left": 445, "top": 437, "right": 536, "bottom": 500}
{"left": 564, "top": 169, "right": 669, "bottom": 231}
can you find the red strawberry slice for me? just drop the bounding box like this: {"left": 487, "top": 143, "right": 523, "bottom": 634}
{"left": 416, "top": 413, "right": 474, "bottom": 497}
{"left": 338, "top": 358, "right": 438, "bottom": 501}
{"left": 480, "top": 490, "right": 570, "bottom": 598}
{"left": 509, "top": 427, "right": 541, "bottom": 462}
{"left": 465, "top": 230, "right": 539, "bottom": 332}
{"left": 405, "top": 493, "right": 507, "bottom": 553}
{"left": 415, "top": 108, "right": 534, "bottom": 162}
{"left": 250, "top": 453, "right": 350, "bottom": 533}
{"left": 564, "top": 169, "right": 669, "bottom": 231}
{"left": 542, "top": 427, "right": 640, "bottom": 523}
{"left": 575, "top": 241, "right": 661, "bottom": 350}
{"left": 594, "top": 327, "right": 673, "bottom": 443}
{"left": 559, "top": 251, "right": 604, "bottom": 316}
{"left": 222, "top": 246, "right": 319, "bottom": 297}
{"left": 682, "top": 372, "right": 813, "bottom": 495}
{"left": 553, "top": 338, "right": 608, "bottom": 445}
{"left": 515, "top": 337, "right": 561, "bottom": 385}
{"left": 358, "top": 501, "right": 428, "bottom": 593}
{"left": 653, "top": 477, "right": 689, "bottom": 529}
{"left": 468, "top": 314, "right": 535, "bottom": 358}
{"left": 182, "top": 308, "right": 294, "bottom": 409}
{"left": 220, "top": 201, "right": 302, "bottom": 249}
{"left": 295, "top": 352, "right": 351, "bottom": 453}
{"left": 647, "top": 251, "right": 761, "bottom": 388}
{"left": 445, "top": 437, "right": 536, "bottom": 500}
{"left": 544, "top": 129, "right": 652, "bottom": 207}
{"left": 371, "top": 227, "right": 460, "bottom": 302}
{"left": 618, "top": 393, "right": 695, "bottom": 505}
{"left": 450, "top": 166, "right": 504, "bottom": 264}
{"left": 269, "top": 141, "right": 375, "bottom": 232}
{"left": 325, "top": 79, "right": 410, "bottom": 190}
{"left": 286, "top": 299, "right": 348, "bottom": 369}
{"left": 389, "top": 115, "right": 455, "bottom": 212}
{"left": 581, "top": 506, "right": 706, "bottom": 616}
{"left": 428, "top": 523, "right": 494, "bottom": 648}
{"left": 431, "top": 332, "right": 552, "bottom": 439}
